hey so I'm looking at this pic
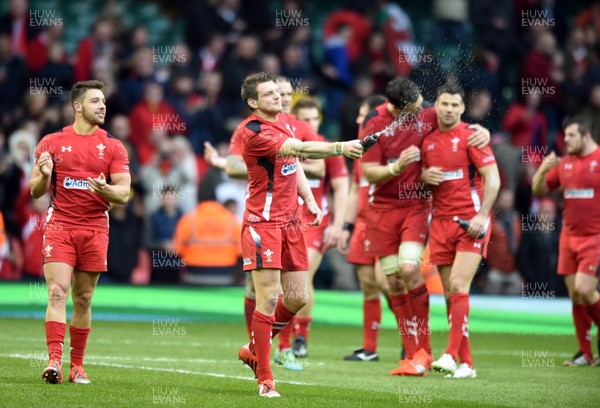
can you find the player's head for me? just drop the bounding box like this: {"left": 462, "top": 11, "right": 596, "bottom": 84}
{"left": 385, "top": 77, "right": 422, "bottom": 117}
{"left": 435, "top": 83, "right": 465, "bottom": 129}
{"left": 241, "top": 72, "right": 281, "bottom": 114}
{"left": 69, "top": 80, "right": 106, "bottom": 126}
{"left": 357, "top": 94, "right": 386, "bottom": 125}
{"left": 274, "top": 76, "right": 293, "bottom": 114}
{"left": 292, "top": 96, "right": 321, "bottom": 133}
{"left": 563, "top": 116, "right": 597, "bottom": 155}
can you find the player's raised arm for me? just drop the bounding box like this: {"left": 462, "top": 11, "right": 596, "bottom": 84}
{"left": 30, "top": 152, "right": 53, "bottom": 198}
{"left": 278, "top": 137, "right": 363, "bottom": 160}
{"left": 532, "top": 152, "right": 560, "bottom": 197}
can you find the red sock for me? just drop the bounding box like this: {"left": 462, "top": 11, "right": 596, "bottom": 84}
{"left": 277, "top": 317, "right": 294, "bottom": 350}
{"left": 272, "top": 297, "right": 295, "bottom": 338}
{"left": 69, "top": 326, "right": 91, "bottom": 367}
{"left": 408, "top": 284, "right": 431, "bottom": 355}
{"left": 391, "top": 293, "right": 417, "bottom": 359}
{"left": 294, "top": 317, "right": 312, "bottom": 340}
{"left": 586, "top": 299, "right": 600, "bottom": 339}
{"left": 363, "top": 298, "right": 381, "bottom": 353}
{"left": 251, "top": 310, "right": 275, "bottom": 383}
{"left": 572, "top": 303, "right": 593, "bottom": 360}
{"left": 45, "top": 321, "right": 66, "bottom": 360}
{"left": 446, "top": 293, "right": 470, "bottom": 363}
{"left": 244, "top": 296, "right": 256, "bottom": 342}
{"left": 446, "top": 298, "right": 472, "bottom": 366}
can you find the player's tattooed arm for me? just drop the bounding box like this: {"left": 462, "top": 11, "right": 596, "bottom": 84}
{"left": 279, "top": 138, "right": 364, "bottom": 160}
{"left": 225, "top": 155, "right": 249, "bottom": 180}
{"left": 30, "top": 152, "right": 52, "bottom": 198}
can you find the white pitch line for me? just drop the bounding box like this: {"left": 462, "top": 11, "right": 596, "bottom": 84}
{"left": 1, "top": 353, "right": 316, "bottom": 386}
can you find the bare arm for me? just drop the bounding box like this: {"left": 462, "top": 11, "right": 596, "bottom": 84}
{"left": 467, "top": 164, "right": 500, "bottom": 238}
{"left": 225, "top": 154, "right": 248, "bottom": 180}
{"left": 278, "top": 138, "right": 363, "bottom": 160}
{"left": 301, "top": 159, "right": 325, "bottom": 179}
{"left": 532, "top": 152, "right": 560, "bottom": 197}
{"left": 203, "top": 142, "right": 226, "bottom": 170}
{"left": 323, "top": 175, "right": 350, "bottom": 247}
{"left": 296, "top": 162, "right": 323, "bottom": 226}
{"left": 465, "top": 124, "right": 491, "bottom": 149}
{"left": 29, "top": 152, "right": 52, "bottom": 198}
{"left": 362, "top": 145, "right": 420, "bottom": 184}
{"left": 337, "top": 181, "right": 358, "bottom": 254}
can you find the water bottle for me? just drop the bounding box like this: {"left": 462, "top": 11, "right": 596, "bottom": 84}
{"left": 453, "top": 216, "right": 486, "bottom": 239}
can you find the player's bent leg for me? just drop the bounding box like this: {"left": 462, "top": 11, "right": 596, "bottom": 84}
{"left": 68, "top": 270, "right": 100, "bottom": 384}
{"left": 564, "top": 274, "right": 594, "bottom": 365}
{"left": 42, "top": 262, "right": 73, "bottom": 384}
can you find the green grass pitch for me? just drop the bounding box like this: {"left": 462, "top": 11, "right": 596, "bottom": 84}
{"left": 0, "top": 284, "right": 599, "bottom": 407}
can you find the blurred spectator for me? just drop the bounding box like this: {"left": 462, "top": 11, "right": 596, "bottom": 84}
{"left": 21, "top": 194, "right": 49, "bottom": 280}
{"left": 0, "top": 209, "right": 22, "bottom": 279}
{"left": 460, "top": 46, "right": 502, "bottom": 108}
{"left": 191, "top": 71, "right": 229, "bottom": 149}
{"left": 463, "top": 89, "right": 494, "bottom": 131}
{"left": 339, "top": 76, "right": 374, "bottom": 142}
{"left": 92, "top": 63, "right": 128, "bottom": 123}
{"left": 129, "top": 81, "right": 184, "bottom": 164}
{"left": 409, "top": 49, "right": 448, "bottom": 103}
{"left": 220, "top": 34, "right": 261, "bottom": 105}
{"left": 107, "top": 195, "right": 144, "bottom": 283}
{"left": 517, "top": 197, "right": 564, "bottom": 296}
{"left": 0, "top": 0, "right": 31, "bottom": 58}
{"left": 377, "top": 2, "right": 415, "bottom": 76}
{"left": 8, "top": 128, "right": 36, "bottom": 179}
{"left": 281, "top": 43, "right": 316, "bottom": 89}
{"left": 120, "top": 47, "right": 156, "bottom": 110}
{"left": 323, "top": 9, "right": 372, "bottom": 63}
{"left": 173, "top": 181, "right": 241, "bottom": 286}
{"left": 0, "top": 33, "right": 27, "bottom": 115}
{"left": 575, "top": 0, "right": 600, "bottom": 36}
{"left": 36, "top": 41, "right": 74, "bottom": 106}
{"left": 433, "top": 0, "right": 468, "bottom": 46}
{"left": 470, "top": 0, "right": 515, "bottom": 69}
{"left": 484, "top": 189, "right": 522, "bottom": 295}
{"left": 352, "top": 31, "right": 395, "bottom": 93}
{"left": 139, "top": 136, "right": 197, "bottom": 215}
{"left": 260, "top": 53, "right": 281, "bottom": 75}
{"left": 74, "top": 18, "right": 117, "bottom": 82}
{"left": 502, "top": 92, "right": 548, "bottom": 155}
{"left": 322, "top": 24, "right": 353, "bottom": 130}
{"left": 146, "top": 186, "right": 184, "bottom": 284}
{"left": 167, "top": 71, "right": 203, "bottom": 127}
{"left": 26, "top": 26, "right": 64, "bottom": 73}
{"left": 117, "top": 25, "right": 149, "bottom": 65}
{"left": 197, "top": 34, "right": 227, "bottom": 74}
{"left": 579, "top": 83, "right": 600, "bottom": 138}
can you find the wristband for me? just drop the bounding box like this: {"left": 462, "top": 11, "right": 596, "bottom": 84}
{"left": 333, "top": 142, "right": 345, "bottom": 156}
{"left": 388, "top": 161, "right": 400, "bottom": 176}
{"left": 343, "top": 222, "right": 355, "bottom": 233}
{"left": 305, "top": 196, "right": 316, "bottom": 205}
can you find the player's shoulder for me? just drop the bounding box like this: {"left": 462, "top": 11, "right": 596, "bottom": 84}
{"left": 101, "top": 130, "right": 127, "bottom": 149}
{"left": 240, "top": 115, "right": 264, "bottom": 135}
{"left": 361, "top": 103, "right": 387, "bottom": 129}
{"left": 38, "top": 127, "right": 68, "bottom": 144}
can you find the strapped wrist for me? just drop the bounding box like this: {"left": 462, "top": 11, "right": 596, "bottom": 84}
{"left": 343, "top": 222, "right": 355, "bottom": 233}
{"left": 388, "top": 161, "right": 400, "bottom": 176}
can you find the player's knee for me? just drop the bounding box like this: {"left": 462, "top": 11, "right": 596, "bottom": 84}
{"left": 399, "top": 264, "right": 423, "bottom": 289}
{"left": 47, "top": 283, "right": 68, "bottom": 306}
{"left": 360, "top": 277, "right": 378, "bottom": 298}
{"left": 380, "top": 255, "right": 400, "bottom": 276}
{"left": 398, "top": 242, "right": 424, "bottom": 281}
{"left": 73, "top": 291, "right": 93, "bottom": 310}
{"left": 573, "top": 282, "right": 595, "bottom": 303}
{"left": 449, "top": 276, "right": 469, "bottom": 293}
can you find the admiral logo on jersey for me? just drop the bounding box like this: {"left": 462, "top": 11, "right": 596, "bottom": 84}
{"left": 281, "top": 163, "right": 297, "bottom": 176}
{"left": 63, "top": 177, "right": 89, "bottom": 190}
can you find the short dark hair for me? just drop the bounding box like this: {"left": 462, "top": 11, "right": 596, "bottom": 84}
{"left": 385, "top": 77, "right": 420, "bottom": 110}
{"left": 436, "top": 83, "right": 465, "bottom": 102}
{"left": 362, "top": 94, "right": 386, "bottom": 111}
{"left": 292, "top": 96, "right": 321, "bottom": 115}
{"left": 563, "top": 116, "right": 595, "bottom": 139}
{"left": 70, "top": 80, "right": 105, "bottom": 106}
{"left": 241, "top": 72, "right": 275, "bottom": 108}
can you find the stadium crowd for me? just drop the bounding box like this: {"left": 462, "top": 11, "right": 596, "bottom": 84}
{"left": 1, "top": 0, "right": 600, "bottom": 298}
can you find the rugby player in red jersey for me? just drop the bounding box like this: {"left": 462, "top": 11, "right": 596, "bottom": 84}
{"left": 338, "top": 95, "right": 396, "bottom": 362}
{"left": 360, "top": 78, "right": 490, "bottom": 377}
{"left": 204, "top": 76, "right": 324, "bottom": 371}
{"left": 421, "top": 84, "right": 500, "bottom": 378}
{"left": 284, "top": 96, "right": 349, "bottom": 359}
{"left": 235, "top": 72, "right": 363, "bottom": 397}
{"left": 30, "top": 80, "right": 131, "bottom": 384}
{"left": 532, "top": 116, "right": 600, "bottom": 367}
